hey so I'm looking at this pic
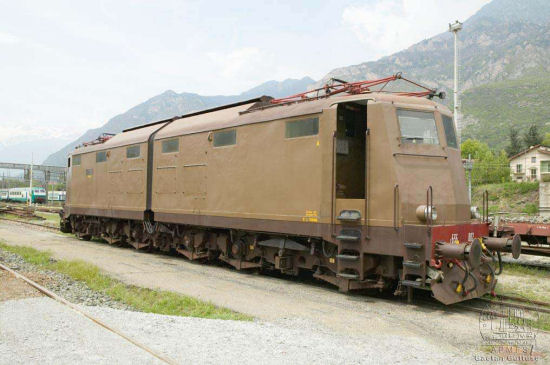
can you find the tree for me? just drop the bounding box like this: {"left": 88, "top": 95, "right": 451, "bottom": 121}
{"left": 461, "top": 139, "right": 490, "bottom": 160}
{"left": 523, "top": 124, "right": 542, "bottom": 148}
{"left": 541, "top": 132, "right": 550, "bottom": 147}
{"left": 505, "top": 127, "right": 523, "bottom": 157}
{"left": 460, "top": 139, "right": 510, "bottom": 185}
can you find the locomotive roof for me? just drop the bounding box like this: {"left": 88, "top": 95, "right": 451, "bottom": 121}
{"left": 71, "top": 92, "right": 449, "bottom": 155}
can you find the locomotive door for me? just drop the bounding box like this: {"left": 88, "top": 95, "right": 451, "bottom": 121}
{"left": 333, "top": 103, "right": 367, "bottom": 223}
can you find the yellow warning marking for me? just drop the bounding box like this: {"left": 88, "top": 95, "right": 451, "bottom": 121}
{"left": 316, "top": 140, "right": 320, "bottom": 147}
{"left": 302, "top": 210, "right": 319, "bottom": 223}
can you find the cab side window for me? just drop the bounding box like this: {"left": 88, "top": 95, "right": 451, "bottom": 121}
{"left": 442, "top": 115, "right": 458, "bottom": 148}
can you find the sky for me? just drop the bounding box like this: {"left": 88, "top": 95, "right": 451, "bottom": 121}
{"left": 0, "top": 0, "right": 491, "bottom": 157}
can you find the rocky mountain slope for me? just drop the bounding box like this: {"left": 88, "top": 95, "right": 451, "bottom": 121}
{"left": 43, "top": 77, "right": 314, "bottom": 166}
{"left": 315, "top": 0, "right": 550, "bottom": 150}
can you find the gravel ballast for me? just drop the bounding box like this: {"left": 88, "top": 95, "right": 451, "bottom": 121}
{"left": 0, "top": 247, "right": 130, "bottom": 310}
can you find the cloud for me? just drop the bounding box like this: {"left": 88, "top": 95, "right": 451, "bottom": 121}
{"left": 342, "top": 0, "right": 490, "bottom": 60}
{"left": 0, "top": 125, "right": 80, "bottom": 146}
{"left": 0, "top": 31, "right": 20, "bottom": 44}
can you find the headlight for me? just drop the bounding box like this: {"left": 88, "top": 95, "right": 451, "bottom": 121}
{"left": 416, "top": 205, "right": 437, "bottom": 222}
{"left": 470, "top": 206, "right": 480, "bottom": 219}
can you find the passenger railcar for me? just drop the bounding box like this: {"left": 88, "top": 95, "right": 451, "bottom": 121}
{"left": 0, "top": 189, "right": 8, "bottom": 201}
{"left": 48, "top": 190, "right": 66, "bottom": 202}
{"left": 7, "top": 187, "right": 46, "bottom": 204}
{"left": 61, "top": 77, "right": 520, "bottom": 305}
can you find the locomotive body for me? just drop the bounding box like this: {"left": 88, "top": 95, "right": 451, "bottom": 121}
{"left": 62, "top": 91, "right": 514, "bottom": 304}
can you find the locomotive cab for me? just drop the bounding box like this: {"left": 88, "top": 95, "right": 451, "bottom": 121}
{"left": 328, "top": 95, "right": 505, "bottom": 304}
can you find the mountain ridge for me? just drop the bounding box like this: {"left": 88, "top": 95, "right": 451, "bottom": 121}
{"left": 43, "top": 77, "right": 314, "bottom": 166}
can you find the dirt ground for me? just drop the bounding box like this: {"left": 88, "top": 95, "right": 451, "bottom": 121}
{"left": 0, "top": 270, "right": 42, "bottom": 302}
{"left": 1, "top": 220, "right": 549, "bottom": 363}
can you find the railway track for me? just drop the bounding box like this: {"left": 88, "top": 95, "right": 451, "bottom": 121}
{"left": 522, "top": 245, "right": 550, "bottom": 258}
{"left": 0, "top": 262, "right": 177, "bottom": 365}
{"left": 455, "top": 294, "right": 550, "bottom": 323}
{"left": 0, "top": 217, "right": 59, "bottom": 232}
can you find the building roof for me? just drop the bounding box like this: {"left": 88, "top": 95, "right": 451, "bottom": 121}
{"left": 509, "top": 145, "right": 550, "bottom": 161}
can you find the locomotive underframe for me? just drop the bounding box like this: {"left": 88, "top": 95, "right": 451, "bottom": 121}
{"left": 64, "top": 214, "right": 404, "bottom": 292}
{"left": 62, "top": 213, "right": 498, "bottom": 303}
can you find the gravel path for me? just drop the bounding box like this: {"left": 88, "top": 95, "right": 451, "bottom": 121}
{"left": 0, "top": 297, "right": 467, "bottom": 365}
{"left": 0, "top": 298, "right": 162, "bottom": 364}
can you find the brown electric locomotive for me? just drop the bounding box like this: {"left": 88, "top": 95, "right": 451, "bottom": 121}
{"left": 61, "top": 75, "right": 521, "bottom": 305}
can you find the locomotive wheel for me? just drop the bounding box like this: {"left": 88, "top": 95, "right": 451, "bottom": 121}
{"left": 231, "top": 240, "right": 246, "bottom": 258}
{"left": 77, "top": 233, "right": 92, "bottom": 241}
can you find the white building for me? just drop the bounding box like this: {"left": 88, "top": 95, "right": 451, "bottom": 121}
{"left": 509, "top": 145, "right": 550, "bottom": 182}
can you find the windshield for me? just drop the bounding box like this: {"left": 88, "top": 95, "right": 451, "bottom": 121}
{"left": 397, "top": 109, "right": 439, "bottom": 145}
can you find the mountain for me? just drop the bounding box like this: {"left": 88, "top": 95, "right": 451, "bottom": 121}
{"left": 43, "top": 77, "right": 314, "bottom": 166}
{"left": 314, "top": 0, "right": 550, "bottom": 151}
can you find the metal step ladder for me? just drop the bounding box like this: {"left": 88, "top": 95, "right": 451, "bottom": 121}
{"left": 399, "top": 241, "right": 428, "bottom": 302}
{"left": 335, "top": 210, "right": 363, "bottom": 280}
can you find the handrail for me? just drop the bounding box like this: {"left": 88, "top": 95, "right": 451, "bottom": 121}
{"left": 393, "top": 153, "right": 447, "bottom": 159}
{"left": 331, "top": 130, "right": 337, "bottom": 237}
{"left": 364, "top": 127, "right": 370, "bottom": 239}
{"left": 393, "top": 184, "right": 400, "bottom": 231}
{"left": 483, "top": 190, "right": 489, "bottom": 223}
{"left": 426, "top": 185, "right": 433, "bottom": 227}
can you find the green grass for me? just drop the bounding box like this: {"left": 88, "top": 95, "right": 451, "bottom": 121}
{"left": 35, "top": 212, "right": 60, "bottom": 226}
{"left": 472, "top": 182, "right": 539, "bottom": 215}
{"left": 0, "top": 241, "right": 252, "bottom": 321}
{"left": 502, "top": 263, "right": 549, "bottom": 279}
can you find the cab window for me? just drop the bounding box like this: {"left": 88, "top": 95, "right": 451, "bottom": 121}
{"left": 442, "top": 115, "right": 458, "bottom": 148}
{"left": 72, "top": 154, "right": 81, "bottom": 166}
{"left": 397, "top": 110, "right": 439, "bottom": 145}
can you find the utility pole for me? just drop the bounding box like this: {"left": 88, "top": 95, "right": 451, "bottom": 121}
{"left": 449, "top": 20, "right": 463, "bottom": 143}
{"left": 28, "top": 153, "right": 33, "bottom": 206}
